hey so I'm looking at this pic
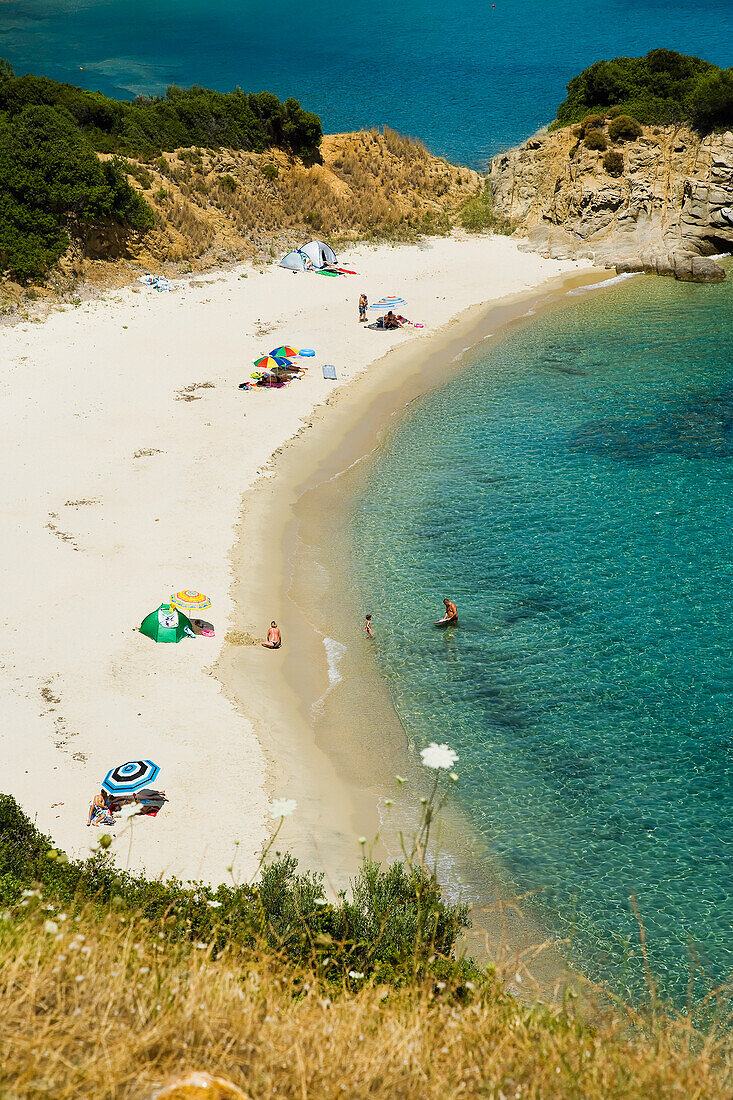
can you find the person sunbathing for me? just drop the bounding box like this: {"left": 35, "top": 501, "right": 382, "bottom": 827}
{"left": 384, "top": 311, "right": 401, "bottom": 329}
{"left": 262, "top": 621, "right": 282, "bottom": 648}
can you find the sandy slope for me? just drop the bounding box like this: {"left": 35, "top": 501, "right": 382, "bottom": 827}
{"left": 0, "top": 234, "right": 588, "bottom": 884}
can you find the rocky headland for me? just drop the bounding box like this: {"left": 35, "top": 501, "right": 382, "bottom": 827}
{"left": 490, "top": 123, "right": 733, "bottom": 281}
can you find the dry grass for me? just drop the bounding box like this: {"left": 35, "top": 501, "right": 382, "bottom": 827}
{"left": 2, "top": 904, "right": 730, "bottom": 1100}
{"left": 64, "top": 130, "right": 482, "bottom": 282}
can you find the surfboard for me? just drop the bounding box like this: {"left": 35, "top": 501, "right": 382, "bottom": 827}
{"left": 434, "top": 616, "right": 457, "bottom": 628}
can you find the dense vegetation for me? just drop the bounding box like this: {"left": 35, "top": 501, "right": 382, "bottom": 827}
{"left": 0, "top": 794, "right": 472, "bottom": 988}
{"left": 2, "top": 795, "right": 732, "bottom": 1098}
{"left": 555, "top": 49, "right": 733, "bottom": 132}
{"left": 0, "top": 61, "right": 322, "bottom": 281}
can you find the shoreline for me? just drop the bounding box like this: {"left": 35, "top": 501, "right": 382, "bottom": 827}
{"left": 216, "top": 263, "right": 615, "bottom": 993}
{"left": 0, "top": 230, "right": 598, "bottom": 893}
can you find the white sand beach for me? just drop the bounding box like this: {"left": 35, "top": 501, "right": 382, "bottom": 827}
{"left": 0, "top": 234, "right": 590, "bottom": 885}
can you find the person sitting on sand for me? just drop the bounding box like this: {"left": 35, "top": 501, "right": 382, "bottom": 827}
{"left": 384, "top": 310, "right": 401, "bottom": 329}
{"left": 441, "top": 598, "right": 458, "bottom": 624}
{"left": 262, "top": 621, "right": 282, "bottom": 649}
{"left": 359, "top": 293, "right": 368, "bottom": 323}
{"left": 87, "top": 789, "right": 115, "bottom": 827}
{"left": 364, "top": 613, "right": 374, "bottom": 637}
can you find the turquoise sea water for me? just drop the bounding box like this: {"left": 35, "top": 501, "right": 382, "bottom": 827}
{"left": 2, "top": 0, "right": 733, "bottom": 166}
{"left": 352, "top": 272, "right": 733, "bottom": 1002}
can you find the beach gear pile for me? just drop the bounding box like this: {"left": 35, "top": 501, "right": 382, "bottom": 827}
{"left": 139, "top": 592, "right": 214, "bottom": 641}
{"left": 247, "top": 346, "right": 312, "bottom": 388}
{"left": 138, "top": 274, "right": 176, "bottom": 292}
{"left": 279, "top": 240, "right": 356, "bottom": 276}
{"left": 89, "top": 759, "right": 168, "bottom": 827}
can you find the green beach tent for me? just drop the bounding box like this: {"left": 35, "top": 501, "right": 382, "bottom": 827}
{"left": 139, "top": 603, "right": 194, "bottom": 644}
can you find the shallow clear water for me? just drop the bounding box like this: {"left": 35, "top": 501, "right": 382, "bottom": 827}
{"left": 352, "top": 272, "right": 733, "bottom": 1002}
{"left": 2, "top": 0, "right": 733, "bottom": 166}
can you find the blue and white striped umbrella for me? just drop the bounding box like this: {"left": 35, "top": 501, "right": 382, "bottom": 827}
{"left": 102, "top": 759, "right": 160, "bottom": 795}
{"left": 370, "top": 296, "right": 405, "bottom": 309}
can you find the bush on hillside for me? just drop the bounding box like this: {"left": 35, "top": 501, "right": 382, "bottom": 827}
{"left": 579, "top": 113, "right": 605, "bottom": 135}
{"left": 0, "top": 68, "right": 323, "bottom": 160}
{"left": 0, "top": 105, "right": 153, "bottom": 280}
{"left": 603, "top": 149, "right": 624, "bottom": 176}
{"left": 584, "top": 130, "right": 608, "bottom": 151}
{"left": 0, "top": 793, "right": 473, "bottom": 986}
{"left": 607, "top": 113, "right": 643, "bottom": 141}
{"left": 554, "top": 49, "right": 732, "bottom": 132}
{"left": 459, "top": 183, "right": 512, "bottom": 234}
{"left": 691, "top": 67, "right": 733, "bottom": 131}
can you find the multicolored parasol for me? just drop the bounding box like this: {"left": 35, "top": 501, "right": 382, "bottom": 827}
{"left": 171, "top": 590, "right": 211, "bottom": 612}
{"left": 254, "top": 354, "right": 292, "bottom": 371}
{"left": 370, "top": 296, "right": 405, "bottom": 309}
{"left": 269, "top": 346, "right": 299, "bottom": 358}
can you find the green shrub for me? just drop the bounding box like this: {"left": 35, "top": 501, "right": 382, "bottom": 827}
{"left": 584, "top": 130, "right": 609, "bottom": 151}
{"left": 459, "top": 183, "right": 512, "bottom": 234}
{"left": 603, "top": 149, "right": 624, "bottom": 176}
{"left": 608, "top": 114, "right": 643, "bottom": 141}
{"left": 117, "top": 157, "right": 153, "bottom": 189}
{"left": 0, "top": 793, "right": 475, "bottom": 987}
{"left": 580, "top": 113, "right": 605, "bottom": 134}
{"left": 154, "top": 187, "right": 167, "bottom": 202}
{"left": 0, "top": 106, "right": 153, "bottom": 281}
{"left": 0, "top": 73, "right": 322, "bottom": 160}
{"left": 554, "top": 49, "right": 732, "bottom": 133}
{"left": 690, "top": 67, "right": 733, "bottom": 131}
{"left": 261, "top": 161, "right": 279, "bottom": 180}
{"left": 220, "top": 173, "right": 237, "bottom": 192}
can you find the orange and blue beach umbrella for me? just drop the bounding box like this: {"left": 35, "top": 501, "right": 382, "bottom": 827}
{"left": 269, "top": 346, "right": 299, "bottom": 358}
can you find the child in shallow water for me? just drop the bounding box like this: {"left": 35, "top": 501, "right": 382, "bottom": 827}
{"left": 364, "top": 614, "right": 374, "bottom": 637}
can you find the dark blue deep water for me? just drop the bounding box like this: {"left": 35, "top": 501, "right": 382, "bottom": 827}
{"left": 352, "top": 273, "right": 733, "bottom": 1002}
{"left": 1, "top": 0, "right": 732, "bottom": 167}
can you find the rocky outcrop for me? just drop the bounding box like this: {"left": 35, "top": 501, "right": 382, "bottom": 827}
{"left": 489, "top": 124, "right": 733, "bottom": 281}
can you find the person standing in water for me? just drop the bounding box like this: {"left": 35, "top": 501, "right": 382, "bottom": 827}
{"left": 441, "top": 598, "right": 458, "bottom": 625}
{"left": 364, "top": 614, "right": 374, "bottom": 637}
{"left": 262, "top": 621, "right": 282, "bottom": 649}
{"left": 358, "top": 292, "right": 368, "bottom": 323}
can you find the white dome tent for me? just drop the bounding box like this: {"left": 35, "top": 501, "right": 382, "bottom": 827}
{"left": 299, "top": 239, "right": 337, "bottom": 268}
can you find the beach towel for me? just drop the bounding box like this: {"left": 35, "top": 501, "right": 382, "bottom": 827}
{"left": 322, "top": 364, "right": 337, "bottom": 379}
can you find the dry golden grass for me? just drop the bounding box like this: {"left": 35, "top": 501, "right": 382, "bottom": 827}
{"left": 2, "top": 904, "right": 731, "bottom": 1100}
{"left": 75, "top": 130, "right": 482, "bottom": 280}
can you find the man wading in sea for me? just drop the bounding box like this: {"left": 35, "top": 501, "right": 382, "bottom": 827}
{"left": 436, "top": 598, "right": 458, "bottom": 626}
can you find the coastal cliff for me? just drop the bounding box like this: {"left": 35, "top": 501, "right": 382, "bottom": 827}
{"left": 490, "top": 124, "right": 733, "bottom": 281}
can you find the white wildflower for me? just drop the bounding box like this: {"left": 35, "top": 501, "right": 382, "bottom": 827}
{"left": 420, "top": 743, "right": 458, "bottom": 770}
{"left": 269, "top": 798, "right": 297, "bottom": 818}
{"left": 43, "top": 920, "right": 59, "bottom": 935}
{"left": 358, "top": 836, "right": 367, "bottom": 845}
{"left": 139, "top": 966, "right": 150, "bottom": 974}
{"left": 21, "top": 888, "right": 39, "bottom": 898}
{"left": 348, "top": 971, "right": 364, "bottom": 980}
{"left": 195, "top": 942, "right": 208, "bottom": 950}
{"left": 75, "top": 974, "right": 85, "bottom": 983}
{"left": 207, "top": 900, "right": 222, "bottom": 909}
